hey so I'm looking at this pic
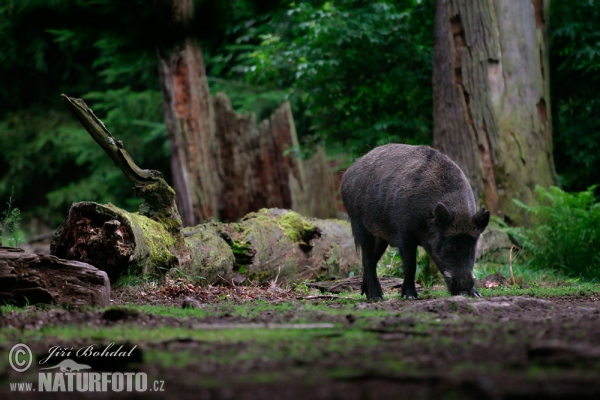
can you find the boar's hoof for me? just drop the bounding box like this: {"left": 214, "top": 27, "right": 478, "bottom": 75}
{"left": 367, "top": 295, "right": 384, "bottom": 302}
{"left": 401, "top": 286, "right": 419, "bottom": 300}
{"left": 469, "top": 288, "right": 482, "bottom": 298}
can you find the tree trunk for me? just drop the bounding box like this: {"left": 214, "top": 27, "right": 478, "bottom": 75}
{"left": 0, "top": 247, "right": 110, "bottom": 307}
{"left": 156, "top": 0, "right": 219, "bottom": 226}
{"left": 303, "top": 147, "right": 339, "bottom": 219}
{"left": 433, "top": 0, "right": 556, "bottom": 225}
{"left": 213, "top": 93, "right": 338, "bottom": 222}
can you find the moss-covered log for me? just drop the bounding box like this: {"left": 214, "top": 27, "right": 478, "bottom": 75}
{"left": 203, "top": 209, "right": 360, "bottom": 284}
{"left": 47, "top": 197, "right": 513, "bottom": 287}
{"left": 51, "top": 205, "right": 359, "bottom": 285}
{"left": 50, "top": 202, "right": 182, "bottom": 282}
{"left": 52, "top": 94, "right": 359, "bottom": 285}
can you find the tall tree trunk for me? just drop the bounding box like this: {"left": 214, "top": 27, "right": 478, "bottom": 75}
{"left": 156, "top": 0, "right": 218, "bottom": 226}
{"left": 433, "top": 0, "right": 556, "bottom": 225}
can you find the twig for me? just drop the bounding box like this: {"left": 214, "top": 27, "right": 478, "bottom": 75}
{"left": 509, "top": 245, "right": 520, "bottom": 286}
{"left": 296, "top": 295, "right": 340, "bottom": 300}
{"left": 216, "top": 274, "right": 235, "bottom": 286}
{"left": 270, "top": 265, "right": 282, "bottom": 288}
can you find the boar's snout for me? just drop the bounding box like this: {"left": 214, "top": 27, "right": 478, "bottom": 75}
{"left": 444, "top": 272, "right": 481, "bottom": 297}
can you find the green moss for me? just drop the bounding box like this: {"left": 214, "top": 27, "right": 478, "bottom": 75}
{"left": 231, "top": 240, "right": 252, "bottom": 256}
{"left": 246, "top": 209, "right": 317, "bottom": 242}
{"left": 126, "top": 210, "right": 177, "bottom": 275}
{"left": 180, "top": 225, "right": 235, "bottom": 283}
{"left": 277, "top": 210, "right": 317, "bottom": 241}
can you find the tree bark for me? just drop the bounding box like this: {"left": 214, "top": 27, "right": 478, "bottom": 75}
{"left": 303, "top": 147, "right": 339, "bottom": 219}
{"left": 0, "top": 247, "right": 110, "bottom": 307}
{"left": 433, "top": 0, "right": 556, "bottom": 225}
{"left": 213, "top": 93, "right": 338, "bottom": 222}
{"left": 156, "top": 0, "right": 219, "bottom": 226}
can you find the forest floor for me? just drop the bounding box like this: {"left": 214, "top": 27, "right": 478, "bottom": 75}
{"left": 2, "top": 281, "right": 600, "bottom": 399}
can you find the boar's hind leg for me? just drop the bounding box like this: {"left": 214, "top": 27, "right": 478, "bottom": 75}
{"left": 359, "top": 235, "right": 387, "bottom": 302}
{"left": 398, "top": 240, "right": 419, "bottom": 300}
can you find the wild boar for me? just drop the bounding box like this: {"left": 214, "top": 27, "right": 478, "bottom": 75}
{"left": 341, "top": 144, "right": 489, "bottom": 301}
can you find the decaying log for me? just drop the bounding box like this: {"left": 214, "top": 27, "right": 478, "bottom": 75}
{"left": 0, "top": 247, "right": 110, "bottom": 307}
{"left": 52, "top": 95, "right": 359, "bottom": 285}
{"left": 51, "top": 204, "right": 359, "bottom": 285}
{"left": 182, "top": 208, "right": 360, "bottom": 284}
{"left": 302, "top": 147, "right": 339, "bottom": 219}
{"left": 50, "top": 202, "right": 182, "bottom": 282}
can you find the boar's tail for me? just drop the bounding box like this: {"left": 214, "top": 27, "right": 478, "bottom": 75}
{"left": 349, "top": 221, "right": 365, "bottom": 256}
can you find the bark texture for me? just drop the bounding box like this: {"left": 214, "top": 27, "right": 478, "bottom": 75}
{"left": 213, "top": 93, "right": 338, "bottom": 222}
{"left": 157, "top": 0, "right": 218, "bottom": 226}
{"left": 0, "top": 247, "right": 110, "bottom": 307}
{"left": 433, "top": 0, "right": 556, "bottom": 225}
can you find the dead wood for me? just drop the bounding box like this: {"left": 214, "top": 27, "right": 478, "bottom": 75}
{"left": 52, "top": 95, "right": 359, "bottom": 286}
{"left": 0, "top": 247, "right": 110, "bottom": 307}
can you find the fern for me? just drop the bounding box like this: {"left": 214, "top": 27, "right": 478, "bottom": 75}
{"left": 507, "top": 186, "right": 600, "bottom": 280}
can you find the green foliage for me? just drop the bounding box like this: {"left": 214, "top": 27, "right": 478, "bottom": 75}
{"left": 377, "top": 246, "right": 403, "bottom": 277}
{"left": 209, "top": 0, "right": 435, "bottom": 154}
{"left": 551, "top": 1, "right": 600, "bottom": 190}
{"left": 208, "top": 78, "right": 289, "bottom": 122}
{"left": 1, "top": 192, "right": 22, "bottom": 247}
{"left": 414, "top": 251, "right": 442, "bottom": 289}
{"left": 377, "top": 247, "right": 441, "bottom": 289}
{"left": 0, "top": 1, "right": 172, "bottom": 229}
{"left": 1, "top": 0, "right": 597, "bottom": 235}
{"left": 507, "top": 186, "right": 600, "bottom": 280}
{"left": 0, "top": 90, "right": 169, "bottom": 227}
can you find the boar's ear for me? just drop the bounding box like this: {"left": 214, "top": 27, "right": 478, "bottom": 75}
{"left": 434, "top": 203, "right": 453, "bottom": 228}
{"left": 472, "top": 208, "right": 490, "bottom": 233}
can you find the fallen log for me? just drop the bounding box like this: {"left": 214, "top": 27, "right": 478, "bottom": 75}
{"left": 0, "top": 247, "right": 110, "bottom": 307}
{"left": 51, "top": 95, "right": 360, "bottom": 284}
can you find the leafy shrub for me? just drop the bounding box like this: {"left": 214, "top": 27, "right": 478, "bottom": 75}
{"left": 508, "top": 186, "right": 600, "bottom": 280}
{"left": 223, "top": 0, "right": 435, "bottom": 154}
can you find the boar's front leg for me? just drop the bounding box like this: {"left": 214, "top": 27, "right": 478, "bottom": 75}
{"left": 359, "top": 234, "right": 387, "bottom": 302}
{"left": 398, "top": 239, "right": 419, "bottom": 300}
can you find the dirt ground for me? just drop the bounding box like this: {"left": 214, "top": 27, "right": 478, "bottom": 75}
{"left": 2, "top": 285, "right": 600, "bottom": 399}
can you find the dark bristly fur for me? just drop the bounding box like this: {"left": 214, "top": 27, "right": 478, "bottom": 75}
{"left": 341, "top": 144, "right": 490, "bottom": 301}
